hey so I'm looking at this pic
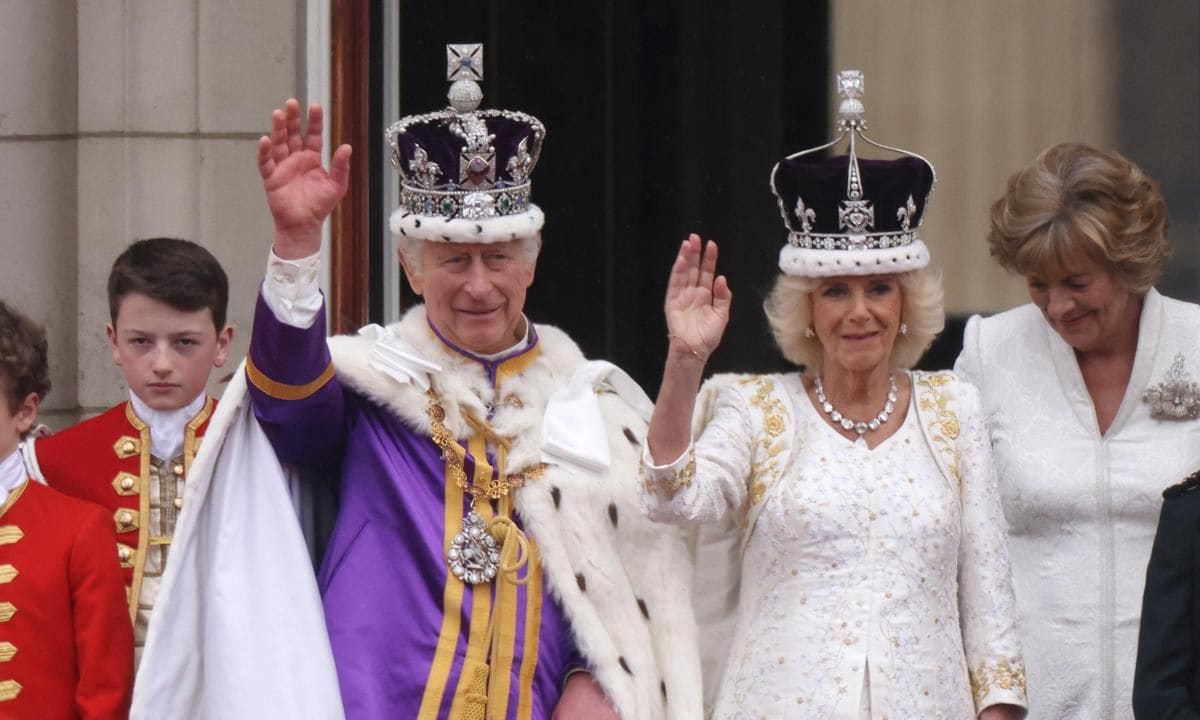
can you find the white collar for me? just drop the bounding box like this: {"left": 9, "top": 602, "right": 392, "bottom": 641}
{"left": 474, "top": 316, "right": 532, "bottom": 361}
{"left": 0, "top": 449, "right": 27, "bottom": 507}
{"left": 426, "top": 314, "right": 533, "bottom": 362}
{"left": 129, "top": 392, "right": 207, "bottom": 460}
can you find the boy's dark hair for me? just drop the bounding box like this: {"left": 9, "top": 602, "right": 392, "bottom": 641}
{"left": 0, "top": 300, "right": 51, "bottom": 414}
{"left": 107, "top": 238, "right": 230, "bottom": 330}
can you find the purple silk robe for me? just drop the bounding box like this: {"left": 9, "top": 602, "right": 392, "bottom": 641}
{"left": 246, "top": 293, "right": 580, "bottom": 719}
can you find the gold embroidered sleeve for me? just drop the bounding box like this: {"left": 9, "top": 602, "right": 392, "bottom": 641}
{"left": 640, "top": 445, "right": 697, "bottom": 499}
{"left": 969, "top": 657, "right": 1027, "bottom": 712}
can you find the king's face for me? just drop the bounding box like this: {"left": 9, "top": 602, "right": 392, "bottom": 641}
{"left": 107, "top": 293, "right": 233, "bottom": 412}
{"left": 403, "top": 239, "right": 536, "bottom": 355}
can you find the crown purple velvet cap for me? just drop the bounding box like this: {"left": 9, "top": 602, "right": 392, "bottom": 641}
{"left": 775, "top": 155, "right": 933, "bottom": 237}
{"left": 387, "top": 43, "right": 546, "bottom": 244}
{"left": 771, "top": 70, "right": 937, "bottom": 277}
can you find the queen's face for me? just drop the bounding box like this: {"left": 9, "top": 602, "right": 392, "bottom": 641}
{"left": 810, "top": 274, "right": 904, "bottom": 374}
{"left": 1025, "top": 250, "right": 1140, "bottom": 354}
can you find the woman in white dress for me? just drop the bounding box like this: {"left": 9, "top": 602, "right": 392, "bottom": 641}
{"left": 641, "top": 73, "right": 1027, "bottom": 720}
{"left": 954, "top": 142, "right": 1200, "bottom": 720}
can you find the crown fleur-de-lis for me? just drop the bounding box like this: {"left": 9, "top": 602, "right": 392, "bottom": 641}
{"left": 794, "top": 197, "right": 816, "bottom": 233}
{"left": 507, "top": 138, "right": 534, "bottom": 183}
{"left": 897, "top": 195, "right": 917, "bottom": 232}
{"left": 408, "top": 144, "right": 442, "bottom": 189}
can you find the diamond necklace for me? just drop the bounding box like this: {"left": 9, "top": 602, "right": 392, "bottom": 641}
{"left": 814, "top": 373, "right": 898, "bottom": 436}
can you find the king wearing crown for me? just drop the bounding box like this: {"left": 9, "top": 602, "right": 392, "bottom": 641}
{"left": 133, "top": 44, "right": 701, "bottom": 720}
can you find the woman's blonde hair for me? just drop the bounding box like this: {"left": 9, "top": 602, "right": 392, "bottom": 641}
{"left": 988, "top": 142, "right": 1169, "bottom": 293}
{"left": 763, "top": 268, "right": 944, "bottom": 372}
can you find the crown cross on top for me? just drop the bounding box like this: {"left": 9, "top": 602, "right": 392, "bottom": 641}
{"left": 447, "top": 44, "right": 485, "bottom": 114}
{"left": 447, "top": 44, "right": 483, "bottom": 82}
{"left": 836, "top": 70, "right": 866, "bottom": 131}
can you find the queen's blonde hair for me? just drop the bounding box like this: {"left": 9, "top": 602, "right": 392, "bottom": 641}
{"left": 763, "top": 268, "right": 944, "bottom": 372}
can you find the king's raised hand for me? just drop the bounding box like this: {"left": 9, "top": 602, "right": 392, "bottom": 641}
{"left": 257, "top": 99, "right": 353, "bottom": 259}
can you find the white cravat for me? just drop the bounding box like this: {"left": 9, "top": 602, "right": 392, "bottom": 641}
{"left": 0, "top": 449, "right": 28, "bottom": 507}
{"left": 129, "top": 392, "right": 207, "bottom": 460}
{"left": 541, "top": 360, "right": 654, "bottom": 473}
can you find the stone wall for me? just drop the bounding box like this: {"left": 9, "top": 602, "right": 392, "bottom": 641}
{"left": 0, "top": 1, "right": 306, "bottom": 427}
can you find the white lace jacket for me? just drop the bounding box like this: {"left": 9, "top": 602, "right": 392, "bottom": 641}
{"left": 955, "top": 289, "right": 1200, "bottom": 720}
{"left": 643, "top": 370, "right": 1026, "bottom": 719}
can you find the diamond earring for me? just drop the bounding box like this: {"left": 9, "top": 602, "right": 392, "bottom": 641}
{"left": 804, "top": 326, "right": 815, "bottom": 338}
{"left": 899, "top": 322, "right": 908, "bottom": 335}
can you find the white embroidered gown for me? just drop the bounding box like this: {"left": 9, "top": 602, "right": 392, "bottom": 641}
{"left": 955, "top": 289, "right": 1200, "bottom": 720}
{"left": 643, "top": 371, "right": 1026, "bottom": 719}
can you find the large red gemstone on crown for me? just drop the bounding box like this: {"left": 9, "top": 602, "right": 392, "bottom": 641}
{"left": 465, "top": 156, "right": 491, "bottom": 186}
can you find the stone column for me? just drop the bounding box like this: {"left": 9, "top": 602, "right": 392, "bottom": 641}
{"left": 0, "top": 2, "right": 80, "bottom": 427}
{"left": 71, "top": 0, "right": 303, "bottom": 417}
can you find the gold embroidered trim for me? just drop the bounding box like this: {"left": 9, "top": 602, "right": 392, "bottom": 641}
{"left": 740, "top": 376, "right": 789, "bottom": 522}
{"left": 183, "top": 397, "right": 214, "bottom": 472}
{"left": 970, "top": 657, "right": 1027, "bottom": 707}
{"left": 674, "top": 453, "right": 697, "bottom": 492}
{"left": 124, "top": 408, "right": 152, "bottom": 624}
{"left": 124, "top": 401, "right": 147, "bottom": 431}
{"left": 426, "top": 389, "right": 545, "bottom": 500}
{"left": 915, "top": 372, "right": 961, "bottom": 481}
{"left": 0, "top": 643, "right": 16, "bottom": 662}
{"left": 0, "top": 679, "right": 19, "bottom": 701}
{"left": 113, "top": 435, "right": 141, "bottom": 459}
{"left": 0, "top": 566, "right": 16, "bottom": 585}
{"left": 0, "top": 603, "right": 16, "bottom": 622}
{"left": 0, "top": 527, "right": 21, "bottom": 546}
{"left": 641, "top": 447, "right": 696, "bottom": 499}
{"left": 0, "top": 485, "right": 26, "bottom": 521}
{"left": 245, "top": 354, "right": 335, "bottom": 401}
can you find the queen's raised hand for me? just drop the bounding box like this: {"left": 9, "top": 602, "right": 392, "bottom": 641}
{"left": 664, "top": 234, "right": 732, "bottom": 363}
{"left": 646, "top": 234, "right": 731, "bottom": 468}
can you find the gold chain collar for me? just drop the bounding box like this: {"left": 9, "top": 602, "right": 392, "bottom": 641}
{"left": 425, "top": 388, "right": 546, "bottom": 500}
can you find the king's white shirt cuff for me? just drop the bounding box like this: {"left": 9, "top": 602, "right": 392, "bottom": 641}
{"left": 262, "top": 250, "right": 323, "bottom": 329}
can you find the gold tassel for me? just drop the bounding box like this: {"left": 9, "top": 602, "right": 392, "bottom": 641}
{"left": 459, "top": 661, "right": 490, "bottom": 720}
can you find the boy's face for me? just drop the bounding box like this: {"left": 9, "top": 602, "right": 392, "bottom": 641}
{"left": 0, "top": 388, "right": 38, "bottom": 460}
{"left": 107, "top": 293, "right": 234, "bottom": 412}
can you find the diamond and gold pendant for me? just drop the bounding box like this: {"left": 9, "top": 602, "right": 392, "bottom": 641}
{"left": 447, "top": 510, "right": 500, "bottom": 585}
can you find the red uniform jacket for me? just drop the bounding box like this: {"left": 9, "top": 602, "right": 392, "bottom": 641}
{"left": 32, "top": 399, "right": 215, "bottom": 621}
{"left": 0, "top": 479, "right": 133, "bottom": 719}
